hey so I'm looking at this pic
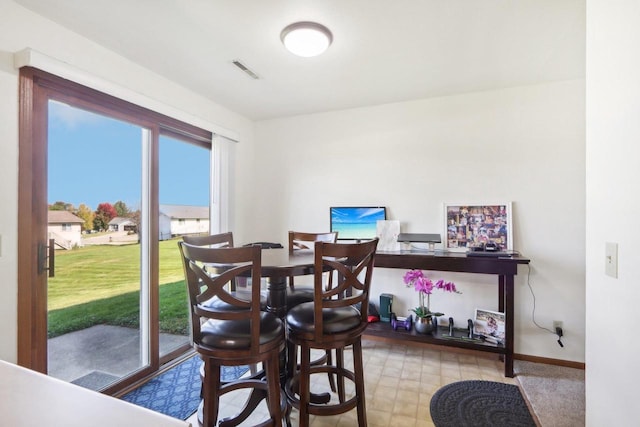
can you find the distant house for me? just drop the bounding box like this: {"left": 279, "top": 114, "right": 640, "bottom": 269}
{"left": 47, "top": 210, "right": 84, "bottom": 249}
{"left": 108, "top": 217, "right": 137, "bottom": 233}
{"left": 159, "top": 204, "right": 209, "bottom": 240}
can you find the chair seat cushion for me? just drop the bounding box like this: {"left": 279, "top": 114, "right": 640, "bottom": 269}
{"left": 286, "top": 302, "right": 361, "bottom": 334}
{"left": 200, "top": 312, "right": 283, "bottom": 349}
{"left": 286, "top": 286, "right": 314, "bottom": 309}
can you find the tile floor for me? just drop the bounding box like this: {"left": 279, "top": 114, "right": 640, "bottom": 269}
{"left": 187, "top": 338, "right": 518, "bottom": 426}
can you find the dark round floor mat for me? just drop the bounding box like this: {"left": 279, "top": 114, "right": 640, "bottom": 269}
{"left": 430, "top": 380, "right": 536, "bottom": 427}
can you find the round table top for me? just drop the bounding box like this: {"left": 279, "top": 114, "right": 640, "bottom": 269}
{"left": 258, "top": 248, "right": 316, "bottom": 278}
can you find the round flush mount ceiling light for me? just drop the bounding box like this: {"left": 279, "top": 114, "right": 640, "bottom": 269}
{"left": 280, "top": 21, "right": 333, "bottom": 57}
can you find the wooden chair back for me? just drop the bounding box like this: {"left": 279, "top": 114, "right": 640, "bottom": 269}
{"left": 288, "top": 231, "right": 338, "bottom": 253}
{"left": 182, "top": 232, "right": 238, "bottom": 289}
{"left": 178, "top": 242, "right": 263, "bottom": 353}
{"left": 182, "top": 232, "right": 233, "bottom": 248}
{"left": 288, "top": 231, "right": 338, "bottom": 290}
{"left": 312, "top": 238, "right": 378, "bottom": 342}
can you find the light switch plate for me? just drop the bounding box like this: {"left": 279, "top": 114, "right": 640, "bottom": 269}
{"left": 605, "top": 242, "right": 618, "bottom": 278}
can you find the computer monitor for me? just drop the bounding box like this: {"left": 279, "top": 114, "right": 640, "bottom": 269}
{"left": 330, "top": 206, "right": 386, "bottom": 241}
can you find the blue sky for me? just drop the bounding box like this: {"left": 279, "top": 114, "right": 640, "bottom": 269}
{"left": 48, "top": 101, "right": 210, "bottom": 211}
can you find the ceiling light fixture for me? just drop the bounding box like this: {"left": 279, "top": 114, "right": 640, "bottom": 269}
{"left": 280, "top": 21, "right": 333, "bottom": 57}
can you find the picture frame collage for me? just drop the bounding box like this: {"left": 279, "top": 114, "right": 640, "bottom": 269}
{"left": 444, "top": 203, "right": 513, "bottom": 251}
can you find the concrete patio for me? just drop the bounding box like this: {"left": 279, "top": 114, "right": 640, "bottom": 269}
{"left": 48, "top": 324, "right": 188, "bottom": 389}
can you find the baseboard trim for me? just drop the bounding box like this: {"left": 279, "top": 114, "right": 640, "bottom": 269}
{"left": 514, "top": 353, "right": 585, "bottom": 370}
{"left": 363, "top": 335, "right": 494, "bottom": 357}
{"left": 363, "top": 336, "right": 585, "bottom": 370}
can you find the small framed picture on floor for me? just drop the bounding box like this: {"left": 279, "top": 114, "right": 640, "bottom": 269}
{"left": 474, "top": 308, "right": 505, "bottom": 344}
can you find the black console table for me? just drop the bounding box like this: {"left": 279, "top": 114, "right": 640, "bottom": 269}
{"left": 366, "top": 250, "right": 530, "bottom": 377}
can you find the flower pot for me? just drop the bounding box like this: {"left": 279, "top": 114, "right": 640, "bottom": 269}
{"left": 414, "top": 316, "right": 435, "bottom": 334}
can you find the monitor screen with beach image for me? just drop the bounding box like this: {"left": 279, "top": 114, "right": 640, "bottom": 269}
{"left": 330, "top": 207, "right": 386, "bottom": 240}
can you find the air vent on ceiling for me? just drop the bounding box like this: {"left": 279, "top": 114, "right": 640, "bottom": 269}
{"left": 232, "top": 60, "right": 259, "bottom": 80}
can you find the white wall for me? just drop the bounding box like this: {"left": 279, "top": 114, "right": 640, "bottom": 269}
{"left": 586, "top": 1, "right": 639, "bottom": 425}
{"left": 253, "top": 81, "right": 586, "bottom": 362}
{"left": 0, "top": 0, "right": 254, "bottom": 362}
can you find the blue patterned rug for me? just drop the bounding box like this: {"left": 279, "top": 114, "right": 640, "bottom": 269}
{"left": 121, "top": 355, "right": 249, "bottom": 420}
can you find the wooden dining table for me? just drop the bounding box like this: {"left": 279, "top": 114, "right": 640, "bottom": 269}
{"left": 255, "top": 247, "right": 317, "bottom": 319}
{"left": 209, "top": 246, "right": 319, "bottom": 319}
{"left": 256, "top": 247, "right": 342, "bottom": 406}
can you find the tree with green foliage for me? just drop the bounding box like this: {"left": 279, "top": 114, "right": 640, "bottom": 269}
{"left": 49, "top": 201, "right": 75, "bottom": 211}
{"left": 113, "top": 200, "right": 130, "bottom": 217}
{"left": 75, "top": 204, "right": 95, "bottom": 231}
{"left": 93, "top": 202, "right": 118, "bottom": 231}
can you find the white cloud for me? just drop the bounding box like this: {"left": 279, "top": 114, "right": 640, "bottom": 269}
{"left": 49, "top": 100, "right": 106, "bottom": 129}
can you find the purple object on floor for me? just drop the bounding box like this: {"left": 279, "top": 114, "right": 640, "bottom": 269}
{"left": 391, "top": 313, "right": 413, "bottom": 331}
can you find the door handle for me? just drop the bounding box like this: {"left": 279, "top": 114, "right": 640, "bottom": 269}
{"left": 38, "top": 239, "right": 55, "bottom": 277}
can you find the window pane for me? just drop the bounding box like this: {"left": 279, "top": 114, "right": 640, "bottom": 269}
{"left": 47, "top": 100, "right": 146, "bottom": 390}
{"left": 158, "top": 135, "right": 211, "bottom": 357}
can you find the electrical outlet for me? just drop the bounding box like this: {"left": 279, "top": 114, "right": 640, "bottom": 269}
{"left": 553, "top": 320, "right": 563, "bottom": 331}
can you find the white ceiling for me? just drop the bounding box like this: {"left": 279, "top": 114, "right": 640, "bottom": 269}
{"left": 15, "top": 0, "right": 585, "bottom": 121}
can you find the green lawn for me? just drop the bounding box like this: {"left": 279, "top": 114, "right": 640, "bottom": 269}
{"left": 47, "top": 239, "right": 188, "bottom": 338}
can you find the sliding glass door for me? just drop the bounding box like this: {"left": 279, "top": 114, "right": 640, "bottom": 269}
{"left": 46, "top": 101, "right": 150, "bottom": 389}
{"left": 18, "top": 67, "right": 214, "bottom": 393}
{"left": 158, "top": 135, "right": 211, "bottom": 359}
